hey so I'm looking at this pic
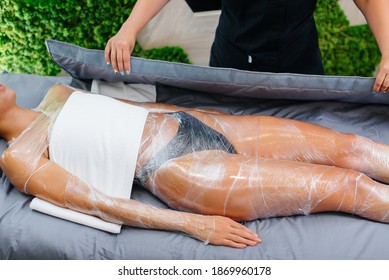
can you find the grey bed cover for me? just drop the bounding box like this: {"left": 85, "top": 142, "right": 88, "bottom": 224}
{"left": 1, "top": 40, "right": 389, "bottom": 259}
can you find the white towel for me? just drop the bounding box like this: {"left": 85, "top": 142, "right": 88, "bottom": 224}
{"left": 91, "top": 80, "right": 157, "bottom": 102}
{"left": 30, "top": 92, "right": 149, "bottom": 233}
{"left": 30, "top": 198, "right": 122, "bottom": 233}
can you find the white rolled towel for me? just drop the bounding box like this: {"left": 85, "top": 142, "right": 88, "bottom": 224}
{"left": 30, "top": 198, "right": 122, "bottom": 234}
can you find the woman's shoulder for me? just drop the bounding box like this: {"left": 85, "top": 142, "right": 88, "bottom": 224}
{"left": 46, "top": 84, "right": 79, "bottom": 103}
{"left": 37, "top": 84, "right": 79, "bottom": 113}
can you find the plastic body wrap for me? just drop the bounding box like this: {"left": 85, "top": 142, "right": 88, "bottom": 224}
{"left": 3, "top": 84, "right": 389, "bottom": 247}
{"left": 137, "top": 110, "right": 389, "bottom": 223}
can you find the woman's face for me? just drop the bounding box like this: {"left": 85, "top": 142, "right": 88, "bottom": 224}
{"left": 0, "top": 83, "right": 16, "bottom": 113}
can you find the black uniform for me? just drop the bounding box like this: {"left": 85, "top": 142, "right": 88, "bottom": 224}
{"left": 210, "top": 0, "right": 324, "bottom": 75}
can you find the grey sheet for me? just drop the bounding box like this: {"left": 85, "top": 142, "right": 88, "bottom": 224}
{"left": 1, "top": 42, "right": 389, "bottom": 259}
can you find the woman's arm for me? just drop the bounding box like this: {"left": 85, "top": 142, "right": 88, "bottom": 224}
{"left": 354, "top": 0, "right": 389, "bottom": 92}
{"left": 0, "top": 146, "right": 258, "bottom": 248}
{"left": 66, "top": 175, "right": 260, "bottom": 248}
{"left": 105, "top": 0, "right": 171, "bottom": 74}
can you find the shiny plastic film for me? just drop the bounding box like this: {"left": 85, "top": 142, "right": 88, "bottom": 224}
{"left": 63, "top": 174, "right": 219, "bottom": 245}
{"left": 3, "top": 85, "right": 389, "bottom": 247}
{"left": 3, "top": 96, "right": 65, "bottom": 194}
{"left": 136, "top": 111, "right": 389, "bottom": 223}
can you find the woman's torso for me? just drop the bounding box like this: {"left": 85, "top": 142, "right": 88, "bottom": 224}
{"left": 47, "top": 92, "right": 149, "bottom": 197}
{"left": 33, "top": 91, "right": 238, "bottom": 190}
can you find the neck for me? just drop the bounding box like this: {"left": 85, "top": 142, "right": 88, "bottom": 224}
{"left": 0, "top": 106, "right": 40, "bottom": 143}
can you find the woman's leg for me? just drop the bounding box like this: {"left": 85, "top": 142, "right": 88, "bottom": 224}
{"left": 193, "top": 112, "right": 389, "bottom": 183}
{"left": 147, "top": 151, "right": 389, "bottom": 223}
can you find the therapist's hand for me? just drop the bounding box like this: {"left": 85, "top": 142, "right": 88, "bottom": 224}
{"left": 104, "top": 28, "right": 136, "bottom": 75}
{"left": 373, "top": 55, "right": 389, "bottom": 93}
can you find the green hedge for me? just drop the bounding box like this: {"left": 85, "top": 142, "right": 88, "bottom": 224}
{"left": 0, "top": 0, "right": 381, "bottom": 77}
{"left": 315, "top": 0, "right": 380, "bottom": 76}
{"left": 0, "top": 0, "right": 190, "bottom": 75}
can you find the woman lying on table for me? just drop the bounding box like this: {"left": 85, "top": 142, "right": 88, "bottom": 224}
{"left": 1, "top": 83, "right": 389, "bottom": 248}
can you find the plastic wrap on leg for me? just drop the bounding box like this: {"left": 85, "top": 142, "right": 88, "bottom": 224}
{"left": 134, "top": 111, "right": 389, "bottom": 225}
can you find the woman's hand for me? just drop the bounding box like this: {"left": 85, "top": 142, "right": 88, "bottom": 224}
{"left": 186, "top": 215, "right": 262, "bottom": 248}
{"left": 373, "top": 55, "right": 389, "bottom": 93}
{"left": 104, "top": 26, "right": 136, "bottom": 75}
